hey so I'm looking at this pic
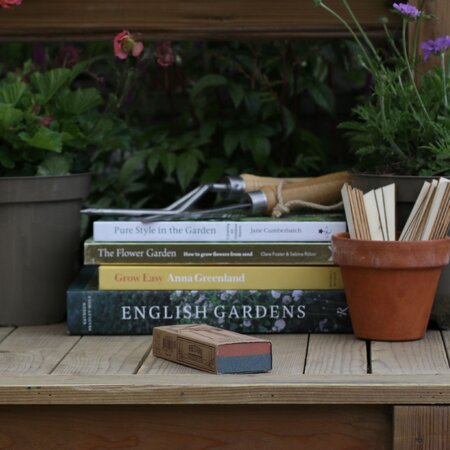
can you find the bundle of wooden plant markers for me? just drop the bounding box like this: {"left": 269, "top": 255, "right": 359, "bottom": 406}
{"left": 341, "top": 178, "right": 450, "bottom": 241}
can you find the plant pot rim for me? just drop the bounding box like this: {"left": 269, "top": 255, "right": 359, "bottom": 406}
{"left": 0, "top": 172, "right": 91, "bottom": 182}
{"left": 349, "top": 171, "right": 445, "bottom": 181}
{"left": 332, "top": 232, "right": 450, "bottom": 269}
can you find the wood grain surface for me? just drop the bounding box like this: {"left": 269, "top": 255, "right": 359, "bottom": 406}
{"left": 0, "top": 404, "right": 392, "bottom": 450}
{"left": 0, "top": 0, "right": 399, "bottom": 41}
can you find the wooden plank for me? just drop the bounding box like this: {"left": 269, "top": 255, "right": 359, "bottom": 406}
{"left": 0, "top": 324, "right": 79, "bottom": 375}
{"left": 393, "top": 406, "right": 450, "bottom": 450}
{"left": 371, "top": 330, "right": 450, "bottom": 375}
{"left": 305, "top": 334, "right": 367, "bottom": 374}
{"left": 139, "top": 334, "right": 308, "bottom": 375}
{"left": 0, "top": 373, "right": 449, "bottom": 405}
{"left": 0, "top": 0, "right": 399, "bottom": 41}
{"left": 443, "top": 330, "right": 450, "bottom": 364}
{"left": 0, "top": 327, "right": 14, "bottom": 344}
{"left": 51, "top": 336, "right": 152, "bottom": 375}
{"left": 0, "top": 404, "right": 392, "bottom": 450}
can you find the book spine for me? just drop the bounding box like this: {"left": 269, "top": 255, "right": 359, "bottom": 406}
{"left": 98, "top": 265, "right": 343, "bottom": 290}
{"left": 93, "top": 220, "right": 346, "bottom": 242}
{"left": 84, "top": 242, "right": 333, "bottom": 265}
{"left": 66, "top": 288, "right": 352, "bottom": 335}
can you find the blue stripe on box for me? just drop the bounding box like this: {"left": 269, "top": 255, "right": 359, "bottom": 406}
{"left": 217, "top": 354, "right": 272, "bottom": 373}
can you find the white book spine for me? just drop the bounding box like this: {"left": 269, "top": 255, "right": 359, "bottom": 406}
{"left": 93, "top": 220, "right": 346, "bottom": 242}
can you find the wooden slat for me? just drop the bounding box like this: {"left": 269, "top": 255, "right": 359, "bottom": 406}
{"left": 0, "top": 374, "right": 449, "bottom": 405}
{"left": 442, "top": 330, "right": 450, "bottom": 364}
{"left": 0, "top": 0, "right": 399, "bottom": 41}
{"left": 51, "top": 336, "right": 152, "bottom": 375}
{"left": 371, "top": 331, "right": 450, "bottom": 375}
{"left": 0, "top": 327, "right": 14, "bottom": 344}
{"left": 305, "top": 334, "right": 367, "bottom": 374}
{"left": 0, "top": 324, "right": 79, "bottom": 375}
{"left": 0, "top": 405, "right": 392, "bottom": 450}
{"left": 139, "top": 334, "right": 308, "bottom": 375}
{"left": 393, "top": 406, "right": 450, "bottom": 450}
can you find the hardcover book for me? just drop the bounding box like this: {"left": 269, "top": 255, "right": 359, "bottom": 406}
{"left": 92, "top": 214, "right": 346, "bottom": 243}
{"left": 98, "top": 265, "right": 343, "bottom": 290}
{"left": 153, "top": 324, "right": 272, "bottom": 374}
{"left": 84, "top": 240, "right": 334, "bottom": 265}
{"left": 66, "top": 267, "right": 352, "bottom": 335}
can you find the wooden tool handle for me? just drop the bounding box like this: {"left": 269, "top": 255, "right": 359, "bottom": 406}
{"left": 240, "top": 173, "right": 308, "bottom": 192}
{"left": 260, "top": 171, "right": 350, "bottom": 214}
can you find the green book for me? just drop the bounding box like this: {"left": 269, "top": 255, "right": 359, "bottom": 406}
{"left": 84, "top": 240, "right": 334, "bottom": 265}
{"left": 66, "top": 267, "right": 352, "bottom": 335}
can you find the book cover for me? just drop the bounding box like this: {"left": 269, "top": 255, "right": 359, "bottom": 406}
{"left": 66, "top": 267, "right": 352, "bottom": 335}
{"left": 98, "top": 265, "right": 343, "bottom": 290}
{"left": 153, "top": 324, "right": 272, "bottom": 374}
{"left": 92, "top": 214, "right": 346, "bottom": 242}
{"left": 84, "top": 240, "right": 334, "bottom": 265}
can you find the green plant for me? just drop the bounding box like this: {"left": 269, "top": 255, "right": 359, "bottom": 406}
{"left": 0, "top": 60, "right": 128, "bottom": 176}
{"left": 87, "top": 39, "right": 366, "bottom": 210}
{"left": 315, "top": 0, "right": 450, "bottom": 176}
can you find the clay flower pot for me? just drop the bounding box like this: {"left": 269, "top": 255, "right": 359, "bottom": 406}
{"left": 331, "top": 232, "right": 450, "bottom": 341}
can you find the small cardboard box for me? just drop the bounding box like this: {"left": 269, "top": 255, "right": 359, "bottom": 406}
{"left": 152, "top": 324, "right": 272, "bottom": 374}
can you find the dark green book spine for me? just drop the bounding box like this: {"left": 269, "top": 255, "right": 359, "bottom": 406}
{"left": 84, "top": 241, "right": 333, "bottom": 265}
{"left": 67, "top": 268, "right": 351, "bottom": 335}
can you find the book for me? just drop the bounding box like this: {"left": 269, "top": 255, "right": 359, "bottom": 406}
{"left": 152, "top": 324, "right": 272, "bottom": 374}
{"left": 92, "top": 215, "right": 347, "bottom": 242}
{"left": 84, "top": 240, "right": 334, "bottom": 265}
{"left": 66, "top": 267, "right": 352, "bottom": 335}
{"left": 98, "top": 265, "right": 343, "bottom": 290}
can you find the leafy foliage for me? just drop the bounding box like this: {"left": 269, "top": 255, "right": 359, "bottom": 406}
{"left": 317, "top": 0, "right": 450, "bottom": 176}
{"left": 86, "top": 40, "right": 365, "bottom": 210}
{"left": 0, "top": 61, "right": 127, "bottom": 176}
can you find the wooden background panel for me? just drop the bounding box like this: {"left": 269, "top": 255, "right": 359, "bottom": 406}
{"left": 0, "top": 405, "right": 392, "bottom": 450}
{"left": 0, "top": 0, "right": 399, "bottom": 41}
{"left": 393, "top": 406, "right": 450, "bottom": 450}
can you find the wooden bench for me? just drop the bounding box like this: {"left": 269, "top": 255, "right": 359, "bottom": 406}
{"left": 0, "top": 1, "right": 449, "bottom": 448}
{"left": 0, "top": 324, "right": 449, "bottom": 449}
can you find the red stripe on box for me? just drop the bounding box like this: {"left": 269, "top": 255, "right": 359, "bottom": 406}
{"left": 218, "top": 342, "right": 271, "bottom": 357}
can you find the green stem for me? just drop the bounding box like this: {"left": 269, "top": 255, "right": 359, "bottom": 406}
{"left": 382, "top": 21, "right": 402, "bottom": 60}
{"left": 341, "top": 0, "right": 383, "bottom": 67}
{"left": 318, "top": 3, "right": 378, "bottom": 73}
{"left": 402, "top": 19, "right": 430, "bottom": 120}
{"left": 441, "top": 53, "right": 448, "bottom": 109}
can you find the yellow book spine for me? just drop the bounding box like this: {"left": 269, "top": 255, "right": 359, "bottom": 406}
{"left": 98, "top": 265, "right": 343, "bottom": 290}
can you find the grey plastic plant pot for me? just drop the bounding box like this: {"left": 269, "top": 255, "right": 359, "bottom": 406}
{"left": 0, "top": 173, "right": 90, "bottom": 325}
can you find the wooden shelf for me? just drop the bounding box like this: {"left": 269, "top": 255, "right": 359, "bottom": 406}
{"left": 0, "top": 325, "right": 449, "bottom": 448}
{"left": 0, "top": 0, "right": 398, "bottom": 41}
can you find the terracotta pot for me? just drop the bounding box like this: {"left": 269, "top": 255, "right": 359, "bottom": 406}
{"left": 332, "top": 232, "right": 450, "bottom": 341}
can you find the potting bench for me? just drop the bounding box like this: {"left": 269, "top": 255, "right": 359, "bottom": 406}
{"left": 0, "top": 0, "right": 449, "bottom": 448}
{"left": 0, "top": 324, "right": 449, "bottom": 449}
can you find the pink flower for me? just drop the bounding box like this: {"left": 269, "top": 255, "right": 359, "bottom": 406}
{"left": 58, "top": 45, "right": 80, "bottom": 68}
{"left": 0, "top": 0, "right": 22, "bottom": 9}
{"left": 39, "top": 116, "right": 54, "bottom": 127}
{"left": 113, "top": 30, "right": 144, "bottom": 60}
{"left": 155, "top": 41, "right": 175, "bottom": 67}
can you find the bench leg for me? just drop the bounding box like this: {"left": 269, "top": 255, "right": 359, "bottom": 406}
{"left": 393, "top": 405, "right": 450, "bottom": 450}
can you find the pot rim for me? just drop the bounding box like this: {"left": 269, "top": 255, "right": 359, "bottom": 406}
{"left": 332, "top": 232, "right": 450, "bottom": 269}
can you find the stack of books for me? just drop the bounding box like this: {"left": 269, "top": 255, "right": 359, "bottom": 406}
{"left": 67, "top": 214, "right": 352, "bottom": 334}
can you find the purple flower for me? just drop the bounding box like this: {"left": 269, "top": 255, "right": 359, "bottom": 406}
{"left": 393, "top": 3, "right": 421, "bottom": 19}
{"left": 420, "top": 35, "right": 450, "bottom": 61}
